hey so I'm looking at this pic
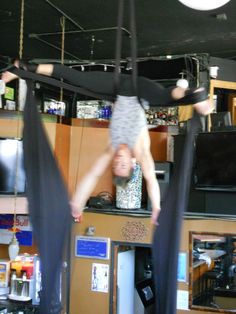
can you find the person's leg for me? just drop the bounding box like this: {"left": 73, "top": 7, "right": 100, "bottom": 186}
{"left": 36, "top": 64, "right": 54, "bottom": 76}
{"left": 137, "top": 76, "right": 176, "bottom": 105}
{"left": 50, "top": 65, "right": 116, "bottom": 95}
{"left": 137, "top": 76, "right": 212, "bottom": 115}
{"left": 137, "top": 75, "right": 210, "bottom": 106}
{"left": 2, "top": 62, "right": 116, "bottom": 97}
{"left": 171, "top": 87, "right": 212, "bottom": 115}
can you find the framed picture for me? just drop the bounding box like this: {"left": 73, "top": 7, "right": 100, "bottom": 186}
{"left": 177, "top": 252, "right": 188, "bottom": 283}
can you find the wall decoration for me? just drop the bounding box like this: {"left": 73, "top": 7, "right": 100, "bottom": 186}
{"left": 121, "top": 221, "right": 148, "bottom": 242}
{"left": 91, "top": 263, "right": 109, "bottom": 293}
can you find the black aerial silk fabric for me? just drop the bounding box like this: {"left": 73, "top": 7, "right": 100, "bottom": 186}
{"left": 5, "top": 64, "right": 202, "bottom": 313}
{"left": 3, "top": 0, "right": 206, "bottom": 310}
{"left": 152, "top": 113, "right": 201, "bottom": 314}
{"left": 23, "top": 80, "right": 71, "bottom": 314}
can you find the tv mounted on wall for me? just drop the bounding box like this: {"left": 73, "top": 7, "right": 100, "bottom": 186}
{"left": 0, "top": 138, "right": 26, "bottom": 195}
{"left": 194, "top": 131, "right": 236, "bottom": 192}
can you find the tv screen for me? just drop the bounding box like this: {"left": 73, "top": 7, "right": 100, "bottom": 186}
{"left": 194, "top": 131, "right": 236, "bottom": 191}
{"left": 0, "top": 138, "right": 26, "bottom": 194}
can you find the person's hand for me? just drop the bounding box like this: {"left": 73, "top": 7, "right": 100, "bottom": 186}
{"left": 151, "top": 207, "right": 161, "bottom": 226}
{"left": 70, "top": 201, "right": 83, "bottom": 223}
{"left": 193, "top": 99, "right": 213, "bottom": 116}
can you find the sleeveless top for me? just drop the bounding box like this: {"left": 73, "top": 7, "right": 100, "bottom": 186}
{"left": 110, "top": 95, "right": 147, "bottom": 150}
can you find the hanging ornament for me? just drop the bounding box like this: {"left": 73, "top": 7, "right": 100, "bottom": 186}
{"left": 8, "top": 234, "right": 20, "bottom": 261}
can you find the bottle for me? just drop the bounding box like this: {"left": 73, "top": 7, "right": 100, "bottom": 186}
{"left": 21, "top": 271, "right": 29, "bottom": 297}
{"left": 10, "top": 271, "right": 17, "bottom": 295}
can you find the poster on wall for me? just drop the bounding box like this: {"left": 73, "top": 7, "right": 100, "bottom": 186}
{"left": 91, "top": 263, "right": 109, "bottom": 293}
{"left": 176, "top": 290, "right": 189, "bottom": 310}
{"left": 0, "top": 214, "right": 33, "bottom": 246}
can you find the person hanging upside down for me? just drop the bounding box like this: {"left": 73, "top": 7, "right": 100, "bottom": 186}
{"left": 1, "top": 62, "right": 213, "bottom": 225}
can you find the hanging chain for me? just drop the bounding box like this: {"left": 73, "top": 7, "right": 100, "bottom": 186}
{"left": 59, "top": 16, "right": 65, "bottom": 123}
{"left": 19, "top": 0, "right": 25, "bottom": 60}
{"left": 60, "top": 16, "right": 65, "bottom": 103}
{"left": 13, "top": 0, "right": 25, "bottom": 234}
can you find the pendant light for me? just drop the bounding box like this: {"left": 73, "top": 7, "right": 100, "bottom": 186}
{"left": 178, "top": 0, "right": 231, "bottom": 11}
{"left": 176, "top": 72, "right": 189, "bottom": 88}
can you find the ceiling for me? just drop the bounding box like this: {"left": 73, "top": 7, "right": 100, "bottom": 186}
{"left": 0, "top": 0, "right": 236, "bottom": 69}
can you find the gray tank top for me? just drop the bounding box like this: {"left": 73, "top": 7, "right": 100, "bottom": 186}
{"left": 110, "top": 95, "right": 147, "bottom": 150}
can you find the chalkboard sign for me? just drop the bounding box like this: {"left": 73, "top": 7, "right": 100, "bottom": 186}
{"left": 75, "top": 236, "right": 110, "bottom": 260}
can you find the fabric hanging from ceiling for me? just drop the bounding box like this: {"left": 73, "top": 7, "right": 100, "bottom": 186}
{"left": 3, "top": 0, "right": 205, "bottom": 309}
{"left": 152, "top": 113, "right": 201, "bottom": 314}
{"left": 23, "top": 80, "right": 71, "bottom": 314}
{"left": 6, "top": 65, "right": 201, "bottom": 314}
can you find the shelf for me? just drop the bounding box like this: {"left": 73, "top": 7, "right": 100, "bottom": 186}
{"left": 0, "top": 109, "right": 57, "bottom": 123}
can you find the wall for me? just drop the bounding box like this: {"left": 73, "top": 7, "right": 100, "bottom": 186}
{"left": 70, "top": 212, "right": 154, "bottom": 314}
{"left": 210, "top": 57, "right": 236, "bottom": 82}
{"left": 70, "top": 214, "right": 236, "bottom": 314}
{"left": 68, "top": 120, "right": 113, "bottom": 197}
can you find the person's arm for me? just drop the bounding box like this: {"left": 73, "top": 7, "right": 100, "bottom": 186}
{"left": 140, "top": 150, "right": 161, "bottom": 225}
{"left": 135, "top": 129, "right": 161, "bottom": 225}
{"left": 71, "top": 146, "right": 114, "bottom": 221}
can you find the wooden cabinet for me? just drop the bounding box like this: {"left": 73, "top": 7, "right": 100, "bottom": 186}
{"left": 0, "top": 114, "right": 169, "bottom": 213}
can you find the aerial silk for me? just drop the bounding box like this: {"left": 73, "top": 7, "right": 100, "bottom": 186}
{"left": 114, "top": 3, "right": 202, "bottom": 313}
{"left": 23, "top": 80, "right": 71, "bottom": 314}
{"left": 2, "top": 1, "right": 206, "bottom": 312}
{"left": 17, "top": 71, "right": 201, "bottom": 314}
{"left": 152, "top": 113, "right": 201, "bottom": 314}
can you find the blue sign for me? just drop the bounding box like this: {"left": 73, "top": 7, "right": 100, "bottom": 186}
{"left": 75, "top": 236, "right": 110, "bottom": 260}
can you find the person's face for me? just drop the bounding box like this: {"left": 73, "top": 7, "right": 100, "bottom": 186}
{"left": 112, "top": 145, "right": 133, "bottom": 177}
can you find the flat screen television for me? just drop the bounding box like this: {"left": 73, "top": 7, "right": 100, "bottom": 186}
{"left": 0, "top": 138, "right": 26, "bottom": 195}
{"left": 194, "top": 131, "right": 236, "bottom": 192}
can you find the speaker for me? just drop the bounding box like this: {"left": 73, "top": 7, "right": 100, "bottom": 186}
{"left": 155, "top": 161, "right": 172, "bottom": 200}
{"left": 147, "top": 161, "right": 172, "bottom": 210}
{"left": 205, "top": 192, "right": 236, "bottom": 215}
{"left": 173, "top": 134, "right": 206, "bottom": 213}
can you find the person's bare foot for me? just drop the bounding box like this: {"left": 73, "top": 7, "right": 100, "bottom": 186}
{"left": 172, "top": 86, "right": 213, "bottom": 116}
{"left": 1, "top": 60, "right": 19, "bottom": 83}
{"left": 193, "top": 99, "right": 213, "bottom": 116}
{"left": 1, "top": 71, "right": 18, "bottom": 83}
